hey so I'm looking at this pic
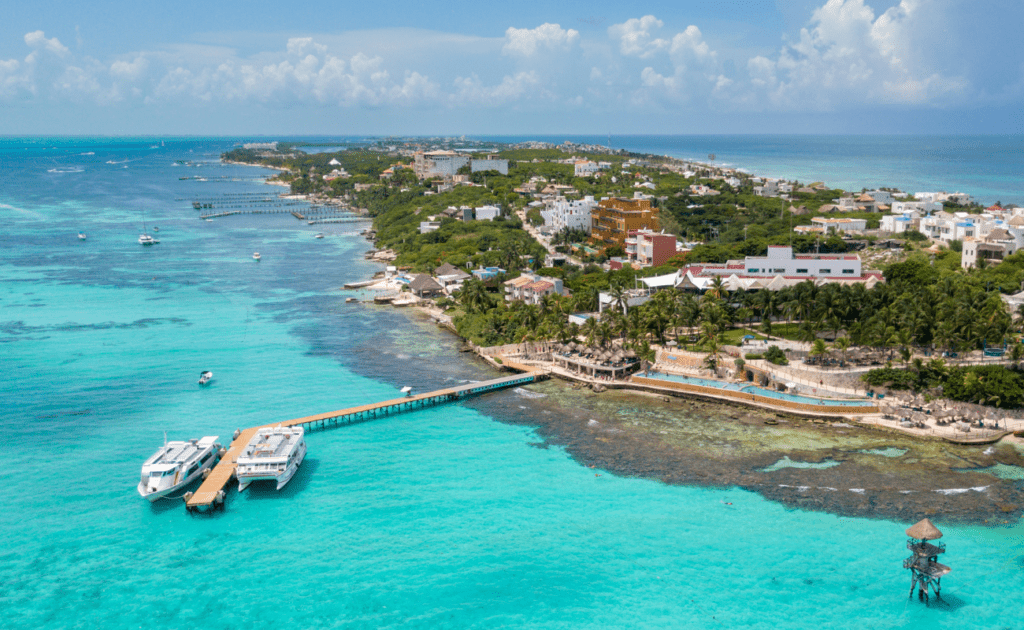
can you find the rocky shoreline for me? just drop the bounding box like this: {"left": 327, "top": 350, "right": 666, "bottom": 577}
{"left": 465, "top": 376, "right": 1024, "bottom": 525}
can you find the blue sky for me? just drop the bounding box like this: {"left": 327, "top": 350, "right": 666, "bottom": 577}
{"left": 1, "top": 0, "right": 1022, "bottom": 135}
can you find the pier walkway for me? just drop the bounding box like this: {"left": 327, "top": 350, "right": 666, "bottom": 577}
{"left": 186, "top": 368, "right": 546, "bottom": 510}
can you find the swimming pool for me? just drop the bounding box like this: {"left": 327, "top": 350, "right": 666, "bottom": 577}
{"left": 641, "top": 372, "right": 876, "bottom": 407}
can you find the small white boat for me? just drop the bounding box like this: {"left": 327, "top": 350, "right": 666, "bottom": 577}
{"left": 138, "top": 435, "right": 221, "bottom": 501}
{"left": 314, "top": 233, "right": 324, "bottom": 239}
{"left": 253, "top": 252, "right": 261, "bottom": 261}
{"left": 138, "top": 234, "right": 159, "bottom": 245}
{"left": 236, "top": 426, "right": 307, "bottom": 491}
{"left": 78, "top": 232, "right": 87, "bottom": 240}
{"left": 153, "top": 227, "right": 159, "bottom": 232}
{"left": 198, "top": 370, "right": 213, "bottom": 385}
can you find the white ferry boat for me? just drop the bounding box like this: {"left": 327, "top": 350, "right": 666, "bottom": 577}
{"left": 236, "top": 426, "right": 306, "bottom": 492}
{"left": 198, "top": 370, "right": 213, "bottom": 385}
{"left": 138, "top": 233, "right": 159, "bottom": 245}
{"left": 138, "top": 435, "right": 221, "bottom": 501}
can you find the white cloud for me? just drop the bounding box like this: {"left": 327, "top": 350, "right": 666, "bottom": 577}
{"left": 670, "top": 26, "right": 714, "bottom": 67}
{"left": 110, "top": 56, "right": 148, "bottom": 81}
{"left": 742, "top": 0, "right": 967, "bottom": 108}
{"left": 286, "top": 37, "right": 327, "bottom": 57}
{"left": 608, "top": 16, "right": 669, "bottom": 58}
{"left": 641, "top": 67, "right": 675, "bottom": 90}
{"left": 0, "top": 7, "right": 990, "bottom": 119}
{"left": 503, "top": 23, "right": 579, "bottom": 57}
{"left": 53, "top": 65, "right": 104, "bottom": 101}
{"left": 454, "top": 71, "right": 540, "bottom": 105}
{"left": 24, "top": 31, "right": 68, "bottom": 56}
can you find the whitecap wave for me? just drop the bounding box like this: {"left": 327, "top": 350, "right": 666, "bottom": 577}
{"left": 587, "top": 419, "right": 599, "bottom": 426}
{"left": 934, "top": 486, "right": 989, "bottom": 495}
{"left": 514, "top": 387, "right": 546, "bottom": 399}
{"left": 849, "top": 488, "right": 865, "bottom": 494}
{"left": 47, "top": 167, "right": 84, "bottom": 173}
{"left": 80, "top": 152, "right": 94, "bottom": 155}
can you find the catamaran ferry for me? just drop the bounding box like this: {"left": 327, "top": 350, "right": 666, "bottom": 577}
{"left": 236, "top": 426, "right": 307, "bottom": 491}
{"left": 138, "top": 436, "right": 221, "bottom": 501}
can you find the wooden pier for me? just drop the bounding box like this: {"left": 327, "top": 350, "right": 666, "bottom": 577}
{"left": 186, "top": 369, "right": 546, "bottom": 511}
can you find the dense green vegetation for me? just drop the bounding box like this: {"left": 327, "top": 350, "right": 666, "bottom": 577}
{"left": 863, "top": 362, "right": 1024, "bottom": 408}
{"left": 225, "top": 145, "right": 1024, "bottom": 411}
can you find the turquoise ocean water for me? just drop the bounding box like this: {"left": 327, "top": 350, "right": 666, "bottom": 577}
{"left": 2, "top": 137, "right": 1023, "bottom": 629}
{"left": 486, "top": 135, "right": 1024, "bottom": 206}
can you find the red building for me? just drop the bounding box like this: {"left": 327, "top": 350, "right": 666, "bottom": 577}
{"left": 625, "top": 229, "right": 677, "bottom": 267}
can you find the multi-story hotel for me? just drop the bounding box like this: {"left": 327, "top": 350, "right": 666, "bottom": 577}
{"left": 591, "top": 197, "right": 660, "bottom": 247}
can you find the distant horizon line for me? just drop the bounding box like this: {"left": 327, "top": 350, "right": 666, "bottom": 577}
{"left": 2, "top": 132, "right": 1022, "bottom": 139}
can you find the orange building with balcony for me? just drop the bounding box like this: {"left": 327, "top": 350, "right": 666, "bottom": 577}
{"left": 591, "top": 197, "right": 660, "bottom": 247}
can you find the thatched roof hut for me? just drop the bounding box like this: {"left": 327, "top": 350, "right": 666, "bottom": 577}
{"left": 409, "top": 274, "right": 444, "bottom": 297}
{"left": 906, "top": 518, "right": 943, "bottom": 540}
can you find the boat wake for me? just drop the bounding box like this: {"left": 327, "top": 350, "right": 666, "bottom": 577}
{"left": 48, "top": 167, "right": 84, "bottom": 173}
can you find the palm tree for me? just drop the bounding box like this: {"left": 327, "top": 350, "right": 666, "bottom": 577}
{"left": 833, "top": 336, "right": 852, "bottom": 365}
{"left": 575, "top": 285, "right": 599, "bottom": 313}
{"left": 809, "top": 338, "right": 828, "bottom": 364}
{"left": 701, "top": 321, "right": 723, "bottom": 371}
{"left": 706, "top": 276, "right": 726, "bottom": 301}
{"left": 581, "top": 316, "right": 598, "bottom": 347}
{"left": 609, "top": 284, "right": 629, "bottom": 315}
{"left": 895, "top": 328, "right": 913, "bottom": 366}
{"left": 460, "top": 279, "right": 490, "bottom": 315}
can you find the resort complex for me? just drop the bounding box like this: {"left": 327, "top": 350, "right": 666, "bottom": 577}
{"left": 211, "top": 140, "right": 1024, "bottom": 458}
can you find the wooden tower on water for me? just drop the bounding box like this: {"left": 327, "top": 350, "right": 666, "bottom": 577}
{"left": 903, "top": 518, "right": 951, "bottom": 603}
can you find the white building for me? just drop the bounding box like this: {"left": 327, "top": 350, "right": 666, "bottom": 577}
{"left": 475, "top": 205, "right": 501, "bottom": 221}
{"left": 504, "top": 274, "right": 565, "bottom": 305}
{"left": 413, "top": 150, "right": 470, "bottom": 179}
{"left": 811, "top": 217, "right": 867, "bottom": 234}
{"left": 419, "top": 221, "right": 441, "bottom": 234}
{"left": 880, "top": 212, "right": 920, "bottom": 235}
{"left": 891, "top": 200, "right": 942, "bottom": 214}
{"left": 471, "top": 158, "right": 509, "bottom": 175}
{"left": 540, "top": 196, "right": 596, "bottom": 234}
{"left": 865, "top": 190, "right": 896, "bottom": 206}
{"left": 743, "top": 246, "right": 861, "bottom": 278}
{"left": 754, "top": 180, "right": 779, "bottom": 197}
{"left": 919, "top": 212, "right": 980, "bottom": 242}
{"left": 689, "top": 184, "right": 720, "bottom": 196}
{"left": 915, "top": 191, "right": 974, "bottom": 206}
{"left": 962, "top": 229, "right": 1019, "bottom": 269}
{"left": 574, "top": 160, "right": 601, "bottom": 177}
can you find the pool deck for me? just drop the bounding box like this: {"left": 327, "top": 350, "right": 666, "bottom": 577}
{"left": 497, "top": 356, "right": 1024, "bottom": 443}
{"left": 498, "top": 357, "right": 876, "bottom": 420}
